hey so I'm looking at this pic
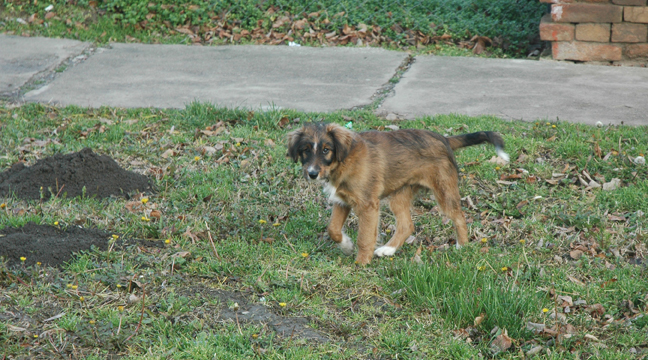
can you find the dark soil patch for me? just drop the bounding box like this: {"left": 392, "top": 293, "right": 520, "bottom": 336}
{"left": 0, "top": 222, "right": 163, "bottom": 268}
{"left": 0, "top": 148, "right": 153, "bottom": 200}
{"left": 180, "top": 287, "right": 330, "bottom": 344}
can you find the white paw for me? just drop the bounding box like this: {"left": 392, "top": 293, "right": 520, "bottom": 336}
{"left": 374, "top": 246, "right": 397, "bottom": 257}
{"left": 338, "top": 233, "right": 354, "bottom": 256}
{"left": 455, "top": 242, "right": 462, "bottom": 250}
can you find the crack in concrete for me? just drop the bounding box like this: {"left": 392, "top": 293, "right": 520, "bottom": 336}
{"left": 7, "top": 44, "right": 98, "bottom": 104}
{"left": 349, "top": 54, "right": 415, "bottom": 118}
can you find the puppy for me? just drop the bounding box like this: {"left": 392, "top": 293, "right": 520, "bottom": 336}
{"left": 287, "top": 122, "right": 508, "bottom": 265}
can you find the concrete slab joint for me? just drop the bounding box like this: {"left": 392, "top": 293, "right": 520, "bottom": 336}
{"left": 0, "top": 34, "right": 90, "bottom": 98}
{"left": 22, "top": 43, "right": 407, "bottom": 112}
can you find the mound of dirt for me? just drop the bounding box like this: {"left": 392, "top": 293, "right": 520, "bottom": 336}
{"left": 0, "top": 148, "right": 153, "bottom": 200}
{"left": 0, "top": 222, "right": 163, "bottom": 268}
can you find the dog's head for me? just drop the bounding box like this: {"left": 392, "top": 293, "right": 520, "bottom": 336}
{"left": 286, "top": 122, "right": 355, "bottom": 181}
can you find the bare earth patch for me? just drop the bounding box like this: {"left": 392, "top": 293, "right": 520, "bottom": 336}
{"left": 0, "top": 147, "right": 153, "bottom": 200}
{"left": 0, "top": 222, "right": 162, "bottom": 268}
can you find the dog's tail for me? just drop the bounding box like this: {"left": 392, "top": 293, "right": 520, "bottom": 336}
{"left": 447, "top": 131, "right": 509, "bottom": 162}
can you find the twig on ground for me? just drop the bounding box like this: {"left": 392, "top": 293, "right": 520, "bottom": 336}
{"left": 125, "top": 283, "right": 146, "bottom": 342}
{"left": 282, "top": 234, "right": 297, "bottom": 253}
{"left": 205, "top": 221, "right": 221, "bottom": 260}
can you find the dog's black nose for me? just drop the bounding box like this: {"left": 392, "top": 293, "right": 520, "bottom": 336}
{"left": 308, "top": 170, "right": 319, "bottom": 179}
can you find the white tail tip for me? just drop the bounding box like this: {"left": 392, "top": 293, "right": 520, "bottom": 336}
{"left": 497, "top": 149, "right": 510, "bottom": 162}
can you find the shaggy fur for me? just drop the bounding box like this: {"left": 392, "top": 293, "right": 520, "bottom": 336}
{"left": 287, "top": 122, "right": 507, "bottom": 264}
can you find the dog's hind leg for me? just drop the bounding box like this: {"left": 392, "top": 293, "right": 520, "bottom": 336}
{"left": 355, "top": 201, "right": 380, "bottom": 265}
{"left": 374, "top": 186, "right": 417, "bottom": 258}
{"left": 424, "top": 166, "right": 469, "bottom": 248}
{"left": 328, "top": 204, "right": 353, "bottom": 255}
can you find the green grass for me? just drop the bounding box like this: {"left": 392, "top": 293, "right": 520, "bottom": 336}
{"left": 1, "top": 103, "right": 647, "bottom": 358}
{"left": 1, "top": 0, "right": 548, "bottom": 57}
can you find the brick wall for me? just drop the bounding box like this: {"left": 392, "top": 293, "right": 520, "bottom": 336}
{"left": 539, "top": 0, "right": 648, "bottom": 64}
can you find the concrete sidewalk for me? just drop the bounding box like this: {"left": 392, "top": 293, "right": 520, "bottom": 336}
{"left": 2, "top": 34, "right": 647, "bottom": 126}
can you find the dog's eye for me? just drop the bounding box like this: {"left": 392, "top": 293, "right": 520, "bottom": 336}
{"left": 322, "top": 148, "right": 330, "bottom": 154}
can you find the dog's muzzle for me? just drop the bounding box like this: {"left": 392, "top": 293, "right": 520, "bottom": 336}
{"left": 307, "top": 168, "right": 319, "bottom": 179}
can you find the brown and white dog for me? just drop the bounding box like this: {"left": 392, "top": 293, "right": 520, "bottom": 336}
{"left": 287, "top": 122, "right": 508, "bottom": 265}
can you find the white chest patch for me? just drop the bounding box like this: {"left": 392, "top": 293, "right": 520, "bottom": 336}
{"left": 323, "top": 183, "right": 346, "bottom": 205}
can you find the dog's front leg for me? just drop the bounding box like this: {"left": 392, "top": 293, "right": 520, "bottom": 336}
{"left": 355, "top": 201, "right": 380, "bottom": 265}
{"left": 328, "top": 204, "right": 352, "bottom": 255}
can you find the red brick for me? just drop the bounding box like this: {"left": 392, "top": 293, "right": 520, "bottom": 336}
{"left": 540, "top": 15, "right": 575, "bottom": 41}
{"left": 612, "top": 0, "right": 645, "bottom": 5}
{"left": 575, "top": 23, "right": 610, "bottom": 42}
{"left": 551, "top": 4, "right": 623, "bottom": 23}
{"left": 552, "top": 42, "right": 622, "bottom": 61}
{"left": 624, "top": 6, "right": 648, "bottom": 23}
{"left": 612, "top": 23, "right": 648, "bottom": 42}
{"left": 625, "top": 43, "right": 648, "bottom": 58}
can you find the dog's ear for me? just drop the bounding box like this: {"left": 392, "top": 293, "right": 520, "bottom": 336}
{"left": 286, "top": 128, "right": 304, "bottom": 163}
{"left": 326, "top": 123, "right": 355, "bottom": 163}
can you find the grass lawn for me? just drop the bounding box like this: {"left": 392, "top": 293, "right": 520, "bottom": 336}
{"left": 1, "top": 103, "right": 647, "bottom": 359}
{"left": 1, "top": 0, "right": 548, "bottom": 57}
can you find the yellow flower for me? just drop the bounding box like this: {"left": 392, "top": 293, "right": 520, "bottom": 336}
{"left": 542, "top": 308, "right": 549, "bottom": 313}
{"left": 272, "top": 223, "right": 280, "bottom": 227}
{"left": 194, "top": 156, "right": 200, "bottom": 161}
{"left": 495, "top": 166, "right": 501, "bottom": 170}
{"left": 552, "top": 125, "right": 556, "bottom": 128}
{"left": 36, "top": 262, "right": 42, "bottom": 266}
{"left": 141, "top": 198, "right": 149, "bottom": 204}
{"left": 519, "top": 239, "right": 525, "bottom": 244}
{"left": 258, "top": 219, "right": 267, "bottom": 224}
{"left": 477, "top": 265, "right": 486, "bottom": 271}
{"left": 0, "top": 203, "right": 5, "bottom": 209}
{"left": 112, "top": 234, "right": 119, "bottom": 240}
{"left": 54, "top": 221, "right": 59, "bottom": 226}
{"left": 33, "top": 334, "right": 38, "bottom": 338}
{"left": 546, "top": 122, "right": 550, "bottom": 126}
{"left": 79, "top": 296, "right": 85, "bottom": 301}
{"left": 301, "top": 252, "right": 308, "bottom": 258}
{"left": 252, "top": 334, "right": 258, "bottom": 339}
{"left": 118, "top": 306, "right": 124, "bottom": 312}
{"left": 67, "top": 284, "right": 72, "bottom": 288}
{"left": 481, "top": 238, "right": 487, "bottom": 243}
{"left": 20, "top": 257, "right": 26, "bottom": 262}
{"left": 72, "top": 285, "right": 78, "bottom": 290}
{"left": 501, "top": 267, "right": 508, "bottom": 272}
{"left": 236, "top": 142, "right": 241, "bottom": 147}
{"left": 141, "top": 216, "right": 150, "bottom": 222}
{"left": 89, "top": 320, "right": 95, "bottom": 324}
{"left": 165, "top": 239, "right": 171, "bottom": 244}
{"left": 386, "top": 229, "right": 391, "bottom": 234}
{"left": 116, "top": 284, "right": 122, "bottom": 288}
{"left": 279, "top": 302, "right": 286, "bottom": 307}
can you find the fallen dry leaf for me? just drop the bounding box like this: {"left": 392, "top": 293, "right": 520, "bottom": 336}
{"left": 491, "top": 329, "right": 513, "bottom": 353}
{"left": 603, "top": 178, "right": 621, "bottom": 191}
{"left": 474, "top": 314, "right": 485, "bottom": 327}
{"left": 569, "top": 250, "right": 583, "bottom": 260}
